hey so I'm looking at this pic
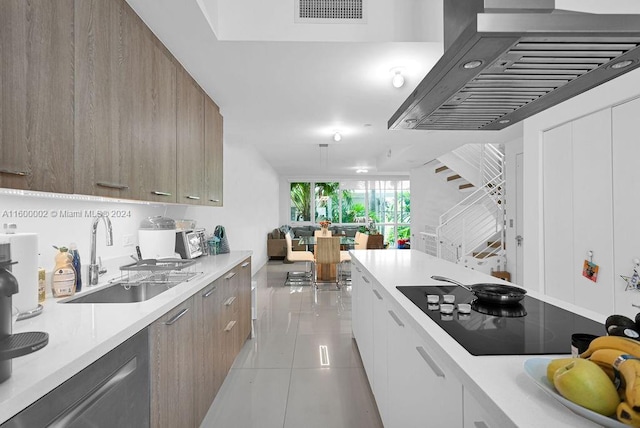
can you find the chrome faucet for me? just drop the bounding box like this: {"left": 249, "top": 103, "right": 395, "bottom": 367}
{"left": 88, "top": 212, "right": 113, "bottom": 286}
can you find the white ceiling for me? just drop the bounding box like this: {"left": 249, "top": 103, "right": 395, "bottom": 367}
{"left": 126, "top": 0, "right": 611, "bottom": 178}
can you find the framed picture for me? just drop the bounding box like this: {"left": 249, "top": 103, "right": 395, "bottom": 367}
{"left": 582, "top": 260, "right": 599, "bottom": 282}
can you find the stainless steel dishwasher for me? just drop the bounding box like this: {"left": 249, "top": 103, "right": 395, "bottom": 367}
{"left": 2, "top": 328, "right": 150, "bottom": 427}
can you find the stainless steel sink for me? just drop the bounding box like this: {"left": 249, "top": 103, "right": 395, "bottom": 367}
{"left": 61, "top": 271, "right": 200, "bottom": 304}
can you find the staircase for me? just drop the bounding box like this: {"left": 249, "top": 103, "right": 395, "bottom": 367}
{"left": 428, "top": 144, "right": 507, "bottom": 274}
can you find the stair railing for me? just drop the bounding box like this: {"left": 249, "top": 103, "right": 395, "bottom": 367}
{"left": 435, "top": 143, "right": 505, "bottom": 264}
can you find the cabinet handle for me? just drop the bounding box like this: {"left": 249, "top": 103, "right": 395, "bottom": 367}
{"left": 0, "top": 168, "right": 30, "bottom": 177}
{"left": 372, "top": 289, "right": 383, "bottom": 300}
{"left": 355, "top": 266, "right": 362, "bottom": 272}
{"left": 203, "top": 286, "right": 217, "bottom": 298}
{"left": 49, "top": 357, "right": 137, "bottom": 426}
{"left": 224, "top": 296, "right": 236, "bottom": 306}
{"left": 388, "top": 310, "right": 404, "bottom": 327}
{"left": 185, "top": 195, "right": 200, "bottom": 200}
{"left": 224, "top": 320, "right": 237, "bottom": 332}
{"left": 474, "top": 422, "right": 489, "bottom": 428}
{"left": 163, "top": 308, "right": 189, "bottom": 325}
{"left": 362, "top": 276, "right": 370, "bottom": 284}
{"left": 209, "top": 199, "right": 220, "bottom": 202}
{"left": 152, "top": 191, "right": 172, "bottom": 196}
{"left": 225, "top": 272, "right": 237, "bottom": 280}
{"left": 241, "top": 262, "right": 250, "bottom": 268}
{"left": 96, "top": 181, "right": 129, "bottom": 190}
{"left": 416, "top": 346, "right": 445, "bottom": 378}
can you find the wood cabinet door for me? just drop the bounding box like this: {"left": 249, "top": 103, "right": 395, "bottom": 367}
{"left": 204, "top": 96, "right": 223, "bottom": 206}
{"left": 75, "top": 0, "right": 140, "bottom": 198}
{"left": 134, "top": 37, "right": 177, "bottom": 203}
{"left": 177, "top": 69, "right": 204, "bottom": 204}
{"left": 150, "top": 298, "right": 196, "bottom": 428}
{"left": 0, "top": 0, "right": 74, "bottom": 193}
{"left": 194, "top": 281, "right": 223, "bottom": 425}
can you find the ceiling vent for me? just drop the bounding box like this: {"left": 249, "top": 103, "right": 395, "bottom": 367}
{"left": 295, "top": 0, "right": 366, "bottom": 23}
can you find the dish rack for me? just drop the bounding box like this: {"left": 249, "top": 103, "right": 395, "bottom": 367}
{"left": 112, "top": 259, "right": 200, "bottom": 289}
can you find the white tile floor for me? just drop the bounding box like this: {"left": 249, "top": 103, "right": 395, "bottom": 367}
{"left": 200, "top": 261, "right": 383, "bottom": 428}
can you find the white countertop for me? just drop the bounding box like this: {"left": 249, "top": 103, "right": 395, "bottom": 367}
{"left": 0, "top": 251, "right": 252, "bottom": 423}
{"left": 350, "top": 249, "right": 607, "bottom": 428}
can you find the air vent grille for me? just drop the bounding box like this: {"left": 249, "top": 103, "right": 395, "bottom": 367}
{"left": 297, "top": 0, "right": 364, "bottom": 21}
{"left": 415, "top": 39, "right": 640, "bottom": 131}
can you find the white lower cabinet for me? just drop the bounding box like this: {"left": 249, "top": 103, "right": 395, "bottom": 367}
{"left": 371, "top": 283, "right": 389, "bottom": 425}
{"left": 385, "top": 301, "right": 463, "bottom": 428}
{"left": 354, "top": 265, "right": 374, "bottom": 385}
{"left": 463, "top": 387, "right": 500, "bottom": 428}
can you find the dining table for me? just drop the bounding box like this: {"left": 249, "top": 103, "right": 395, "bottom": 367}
{"left": 297, "top": 235, "right": 357, "bottom": 281}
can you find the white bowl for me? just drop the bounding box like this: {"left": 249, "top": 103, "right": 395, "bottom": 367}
{"left": 443, "top": 294, "right": 455, "bottom": 304}
{"left": 440, "top": 304, "right": 454, "bottom": 314}
{"left": 457, "top": 303, "right": 471, "bottom": 314}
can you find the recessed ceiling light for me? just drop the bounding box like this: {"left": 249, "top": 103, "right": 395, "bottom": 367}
{"left": 611, "top": 59, "right": 634, "bottom": 69}
{"left": 498, "top": 119, "right": 510, "bottom": 124}
{"left": 356, "top": 169, "right": 368, "bottom": 174}
{"left": 462, "top": 60, "right": 483, "bottom": 69}
{"left": 333, "top": 132, "right": 342, "bottom": 142}
{"left": 405, "top": 118, "right": 417, "bottom": 124}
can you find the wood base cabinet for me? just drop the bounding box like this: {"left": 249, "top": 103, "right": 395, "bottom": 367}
{"left": 150, "top": 257, "right": 252, "bottom": 427}
{"left": 150, "top": 298, "right": 197, "bottom": 428}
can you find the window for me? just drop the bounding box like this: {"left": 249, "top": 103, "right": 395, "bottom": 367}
{"left": 290, "top": 182, "right": 311, "bottom": 221}
{"left": 289, "top": 179, "right": 410, "bottom": 247}
{"left": 315, "top": 182, "right": 339, "bottom": 222}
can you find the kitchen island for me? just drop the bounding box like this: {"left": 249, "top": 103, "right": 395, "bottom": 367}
{"left": 350, "top": 249, "right": 608, "bottom": 428}
{"left": 0, "top": 251, "right": 252, "bottom": 424}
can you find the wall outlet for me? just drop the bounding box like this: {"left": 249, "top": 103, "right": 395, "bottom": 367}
{"left": 123, "top": 234, "right": 134, "bottom": 247}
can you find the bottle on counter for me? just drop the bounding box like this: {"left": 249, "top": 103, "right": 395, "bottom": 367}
{"left": 52, "top": 246, "right": 76, "bottom": 298}
{"left": 68, "top": 243, "right": 82, "bottom": 292}
{"left": 38, "top": 268, "right": 46, "bottom": 303}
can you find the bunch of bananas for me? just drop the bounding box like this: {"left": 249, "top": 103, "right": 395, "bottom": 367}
{"left": 580, "top": 335, "right": 640, "bottom": 425}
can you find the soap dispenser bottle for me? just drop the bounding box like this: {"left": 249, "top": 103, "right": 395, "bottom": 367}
{"left": 68, "top": 243, "right": 82, "bottom": 292}
{"left": 52, "top": 247, "right": 75, "bottom": 297}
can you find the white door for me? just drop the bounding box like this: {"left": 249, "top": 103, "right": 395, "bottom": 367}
{"left": 515, "top": 152, "right": 524, "bottom": 286}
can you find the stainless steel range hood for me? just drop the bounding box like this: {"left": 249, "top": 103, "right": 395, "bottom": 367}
{"left": 388, "top": 0, "right": 640, "bottom": 131}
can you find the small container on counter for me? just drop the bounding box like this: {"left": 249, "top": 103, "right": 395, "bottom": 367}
{"left": 68, "top": 243, "right": 82, "bottom": 292}
{"left": 38, "top": 268, "right": 46, "bottom": 303}
{"left": 51, "top": 247, "right": 76, "bottom": 298}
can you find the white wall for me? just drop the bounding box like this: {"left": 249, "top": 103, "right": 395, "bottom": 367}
{"left": 0, "top": 140, "right": 279, "bottom": 278}
{"left": 523, "top": 66, "right": 640, "bottom": 299}
{"left": 166, "top": 140, "right": 280, "bottom": 272}
{"left": 214, "top": 0, "right": 443, "bottom": 42}
{"left": 504, "top": 137, "right": 523, "bottom": 280}
{"left": 410, "top": 163, "right": 468, "bottom": 240}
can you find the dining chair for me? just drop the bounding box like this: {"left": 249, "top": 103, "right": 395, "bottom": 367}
{"left": 340, "top": 232, "right": 368, "bottom": 284}
{"left": 285, "top": 232, "right": 315, "bottom": 285}
{"left": 314, "top": 236, "right": 341, "bottom": 288}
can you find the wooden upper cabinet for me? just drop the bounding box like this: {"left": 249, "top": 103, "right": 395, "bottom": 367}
{"left": 136, "top": 39, "right": 177, "bottom": 203}
{"left": 204, "top": 97, "right": 224, "bottom": 206}
{"left": 0, "top": 0, "right": 74, "bottom": 193}
{"left": 74, "top": 0, "right": 135, "bottom": 198}
{"left": 177, "top": 69, "right": 205, "bottom": 205}
{"left": 75, "top": 0, "right": 178, "bottom": 202}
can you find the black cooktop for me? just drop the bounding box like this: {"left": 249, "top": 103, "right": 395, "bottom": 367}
{"left": 397, "top": 285, "right": 605, "bottom": 356}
